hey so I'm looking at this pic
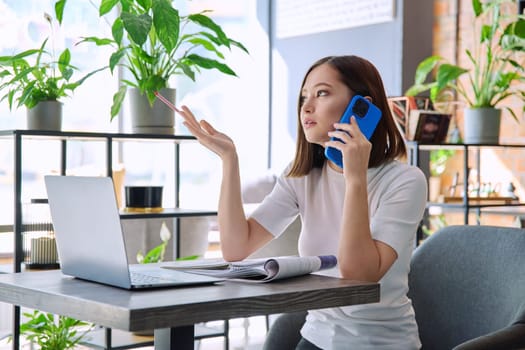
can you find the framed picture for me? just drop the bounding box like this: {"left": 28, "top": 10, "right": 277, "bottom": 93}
{"left": 408, "top": 110, "right": 452, "bottom": 143}
{"left": 387, "top": 96, "right": 432, "bottom": 139}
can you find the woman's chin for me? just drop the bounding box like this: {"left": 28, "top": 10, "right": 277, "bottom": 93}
{"left": 304, "top": 134, "right": 329, "bottom": 146}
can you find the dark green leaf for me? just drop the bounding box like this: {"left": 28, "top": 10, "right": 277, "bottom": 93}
{"left": 480, "top": 24, "right": 492, "bottom": 43}
{"left": 121, "top": 12, "right": 152, "bottom": 46}
{"left": 405, "top": 82, "right": 436, "bottom": 97}
{"left": 228, "top": 38, "right": 249, "bottom": 54}
{"left": 180, "top": 63, "right": 195, "bottom": 81}
{"left": 54, "top": 0, "right": 66, "bottom": 24}
{"left": 140, "top": 243, "right": 165, "bottom": 263}
{"left": 188, "top": 13, "right": 230, "bottom": 47}
{"left": 185, "top": 54, "right": 236, "bottom": 76}
{"left": 109, "top": 49, "right": 126, "bottom": 73}
{"left": 188, "top": 38, "right": 224, "bottom": 59}
{"left": 413, "top": 55, "right": 443, "bottom": 84}
{"left": 58, "top": 49, "right": 71, "bottom": 72}
{"left": 152, "top": 0, "right": 180, "bottom": 52}
{"left": 99, "top": 0, "right": 120, "bottom": 16}
{"left": 436, "top": 63, "right": 468, "bottom": 90}
{"left": 472, "top": 0, "right": 482, "bottom": 17}
{"left": 136, "top": 0, "right": 152, "bottom": 11}
{"left": 111, "top": 86, "right": 127, "bottom": 120}
{"left": 112, "top": 17, "right": 124, "bottom": 45}
{"left": 143, "top": 74, "right": 167, "bottom": 92}
{"left": 120, "top": 0, "right": 133, "bottom": 12}
{"left": 77, "top": 36, "right": 114, "bottom": 46}
{"left": 0, "top": 49, "right": 41, "bottom": 63}
{"left": 73, "top": 66, "right": 107, "bottom": 87}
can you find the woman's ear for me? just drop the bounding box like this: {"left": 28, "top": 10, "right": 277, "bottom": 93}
{"left": 363, "top": 95, "right": 374, "bottom": 103}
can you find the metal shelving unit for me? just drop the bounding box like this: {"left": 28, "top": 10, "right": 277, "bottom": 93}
{"left": 406, "top": 141, "right": 525, "bottom": 242}
{"left": 0, "top": 129, "right": 219, "bottom": 349}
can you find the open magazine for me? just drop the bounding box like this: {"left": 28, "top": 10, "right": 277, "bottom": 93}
{"left": 162, "top": 255, "right": 337, "bottom": 282}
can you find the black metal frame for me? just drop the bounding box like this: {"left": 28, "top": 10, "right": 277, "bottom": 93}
{"left": 406, "top": 141, "right": 525, "bottom": 244}
{"left": 0, "top": 129, "right": 218, "bottom": 349}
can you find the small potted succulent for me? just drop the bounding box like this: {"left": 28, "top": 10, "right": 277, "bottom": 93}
{"left": 0, "top": 4, "right": 105, "bottom": 131}
{"left": 81, "top": 0, "right": 248, "bottom": 133}
{"left": 406, "top": 0, "right": 525, "bottom": 144}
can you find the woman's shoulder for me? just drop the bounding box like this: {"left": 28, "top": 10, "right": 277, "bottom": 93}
{"left": 375, "top": 160, "right": 426, "bottom": 184}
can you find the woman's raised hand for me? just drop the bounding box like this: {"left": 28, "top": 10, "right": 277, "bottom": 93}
{"left": 177, "top": 105, "right": 236, "bottom": 159}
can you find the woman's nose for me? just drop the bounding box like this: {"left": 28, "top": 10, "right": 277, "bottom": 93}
{"left": 302, "top": 98, "right": 313, "bottom": 113}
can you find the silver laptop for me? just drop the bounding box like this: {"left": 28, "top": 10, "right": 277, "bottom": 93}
{"left": 44, "top": 175, "right": 222, "bottom": 290}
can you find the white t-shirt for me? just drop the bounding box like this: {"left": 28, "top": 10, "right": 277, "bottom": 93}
{"left": 250, "top": 160, "right": 427, "bottom": 350}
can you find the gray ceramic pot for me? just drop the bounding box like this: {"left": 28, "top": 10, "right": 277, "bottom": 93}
{"left": 129, "top": 87, "right": 175, "bottom": 134}
{"left": 463, "top": 107, "right": 501, "bottom": 144}
{"left": 27, "top": 101, "right": 63, "bottom": 131}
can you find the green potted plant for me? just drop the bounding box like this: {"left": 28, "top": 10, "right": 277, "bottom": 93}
{"left": 405, "top": 0, "right": 525, "bottom": 144}
{"left": 81, "top": 0, "right": 248, "bottom": 133}
{"left": 0, "top": 4, "right": 105, "bottom": 131}
{"left": 428, "top": 149, "right": 456, "bottom": 202}
{"left": 136, "top": 221, "right": 199, "bottom": 263}
{"left": 15, "top": 309, "right": 93, "bottom": 350}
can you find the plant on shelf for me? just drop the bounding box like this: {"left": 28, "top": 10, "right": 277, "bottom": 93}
{"left": 81, "top": 0, "right": 249, "bottom": 120}
{"left": 137, "top": 221, "right": 172, "bottom": 263}
{"left": 430, "top": 149, "right": 456, "bottom": 177}
{"left": 137, "top": 221, "right": 199, "bottom": 263}
{"left": 428, "top": 148, "right": 456, "bottom": 202}
{"left": 405, "top": 0, "right": 525, "bottom": 143}
{"left": 0, "top": 2, "right": 104, "bottom": 118}
{"left": 15, "top": 309, "right": 93, "bottom": 350}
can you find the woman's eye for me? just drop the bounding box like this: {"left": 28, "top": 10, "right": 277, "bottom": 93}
{"left": 317, "top": 90, "right": 328, "bottom": 97}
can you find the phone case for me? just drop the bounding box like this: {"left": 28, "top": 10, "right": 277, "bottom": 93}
{"left": 324, "top": 95, "right": 382, "bottom": 168}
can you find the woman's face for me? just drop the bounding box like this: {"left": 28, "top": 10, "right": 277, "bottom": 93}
{"left": 300, "top": 63, "right": 353, "bottom": 146}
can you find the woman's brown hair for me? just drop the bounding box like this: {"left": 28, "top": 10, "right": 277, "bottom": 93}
{"left": 287, "top": 55, "right": 406, "bottom": 177}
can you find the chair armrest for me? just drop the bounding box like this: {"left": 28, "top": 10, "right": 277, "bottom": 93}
{"left": 453, "top": 323, "right": 525, "bottom": 350}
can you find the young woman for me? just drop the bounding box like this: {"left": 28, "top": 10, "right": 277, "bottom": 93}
{"left": 177, "top": 55, "right": 427, "bottom": 349}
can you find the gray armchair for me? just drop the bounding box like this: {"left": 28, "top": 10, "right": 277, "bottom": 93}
{"left": 408, "top": 225, "right": 525, "bottom": 350}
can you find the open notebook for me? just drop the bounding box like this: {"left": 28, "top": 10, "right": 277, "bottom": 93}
{"left": 44, "top": 175, "right": 222, "bottom": 290}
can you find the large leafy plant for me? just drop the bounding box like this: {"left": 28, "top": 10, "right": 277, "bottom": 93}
{"left": 81, "top": 0, "right": 248, "bottom": 120}
{"left": 406, "top": 0, "right": 525, "bottom": 121}
{"left": 0, "top": 3, "right": 104, "bottom": 110}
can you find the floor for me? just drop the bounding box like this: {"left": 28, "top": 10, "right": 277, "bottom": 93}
{"left": 0, "top": 314, "right": 271, "bottom": 350}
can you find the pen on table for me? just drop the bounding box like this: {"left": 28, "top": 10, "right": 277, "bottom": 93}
{"left": 154, "top": 91, "right": 181, "bottom": 113}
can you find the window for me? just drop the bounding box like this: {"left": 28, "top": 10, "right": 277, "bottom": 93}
{"left": 0, "top": 0, "right": 269, "bottom": 259}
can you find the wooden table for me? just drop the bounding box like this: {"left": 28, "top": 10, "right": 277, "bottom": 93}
{"left": 0, "top": 270, "right": 379, "bottom": 349}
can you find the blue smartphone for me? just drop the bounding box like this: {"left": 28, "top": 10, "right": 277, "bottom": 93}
{"left": 324, "top": 95, "right": 382, "bottom": 168}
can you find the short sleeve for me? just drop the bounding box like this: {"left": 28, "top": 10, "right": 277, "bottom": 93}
{"left": 249, "top": 171, "right": 300, "bottom": 237}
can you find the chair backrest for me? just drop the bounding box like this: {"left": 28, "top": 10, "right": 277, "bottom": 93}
{"left": 408, "top": 225, "right": 525, "bottom": 350}
{"left": 248, "top": 217, "right": 300, "bottom": 259}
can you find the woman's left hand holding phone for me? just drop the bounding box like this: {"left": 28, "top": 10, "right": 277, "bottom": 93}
{"left": 326, "top": 116, "right": 371, "bottom": 181}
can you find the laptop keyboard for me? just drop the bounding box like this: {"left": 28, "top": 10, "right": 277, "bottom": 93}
{"left": 130, "top": 271, "right": 174, "bottom": 285}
